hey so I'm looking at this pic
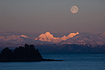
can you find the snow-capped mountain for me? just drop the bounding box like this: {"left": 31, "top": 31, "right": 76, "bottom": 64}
{"left": 0, "top": 35, "right": 24, "bottom": 44}
{"left": 60, "top": 32, "right": 105, "bottom": 46}
{"left": 0, "top": 35, "right": 28, "bottom": 48}
{"left": 0, "top": 32, "right": 105, "bottom": 48}
{"left": 35, "top": 32, "right": 79, "bottom": 43}
{"left": 0, "top": 34, "right": 52, "bottom": 48}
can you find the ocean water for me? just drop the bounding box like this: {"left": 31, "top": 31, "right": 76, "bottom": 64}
{"left": 0, "top": 54, "right": 105, "bottom": 70}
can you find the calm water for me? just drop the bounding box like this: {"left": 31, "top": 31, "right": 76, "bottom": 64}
{"left": 0, "top": 54, "right": 105, "bottom": 70}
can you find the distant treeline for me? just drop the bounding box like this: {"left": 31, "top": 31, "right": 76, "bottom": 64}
{"left": 35, "top": 44, "right": 105, "bottom": 54}
{"left": 0, "top": 44, "right": 43, "bottom": 61}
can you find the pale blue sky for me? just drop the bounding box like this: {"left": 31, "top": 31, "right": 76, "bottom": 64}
{"left": 0, "top": 0, "right": 105, "bottom": 33}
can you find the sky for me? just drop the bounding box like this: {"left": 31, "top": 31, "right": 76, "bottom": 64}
{"left": 0, "top": 0, "right": 105, "bottom": 33}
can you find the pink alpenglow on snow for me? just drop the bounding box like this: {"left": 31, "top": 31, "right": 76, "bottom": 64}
{"left": 21, "top": 35, "right": 29, "bottom": 38}
{"left": 35, "top": 32, "right": 79, "bottom": 43}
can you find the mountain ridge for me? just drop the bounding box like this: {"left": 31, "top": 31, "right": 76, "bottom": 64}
{"left": 35, "top": 32, "right": 79, "bottom": 43}
{"left": 0, "top": 32, "right": 105, "bottom": 48}
{"left": 60, "top": 33, "right": 105, "bottom": 46}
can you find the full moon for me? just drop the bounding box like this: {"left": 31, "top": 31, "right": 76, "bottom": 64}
{"left": 70, "top": 6, "right": 79, "bottom": 14}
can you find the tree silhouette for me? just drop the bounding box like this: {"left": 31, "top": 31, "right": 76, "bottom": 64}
{"left": 0, "top": 44, "right": 43, "bottom": 61}
{"left": 0, "top": 47, "right": 13, "bottom": 59}
{"left": 13, "top": 46, "right": 24, "bottom": 59}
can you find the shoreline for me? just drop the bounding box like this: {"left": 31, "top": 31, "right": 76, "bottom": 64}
{"left": 0, "top": 59, "right": 63, "bottom": 62}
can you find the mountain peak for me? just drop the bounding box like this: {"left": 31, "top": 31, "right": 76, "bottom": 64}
{"left": 35, "top": 32, "right": 79, "bottom": 43}
{"left": 21, "top": 35, "right": 28, "bottom": 38}
{"left": 45, "top": 32, "right": 51, "bottom": 35}
{"left": 67, "top": 32, "right": 79, "bottom": 38}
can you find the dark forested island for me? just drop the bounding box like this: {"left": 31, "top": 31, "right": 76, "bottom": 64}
{"left": 0, "top": 44, "right": 62, "bottom": 62}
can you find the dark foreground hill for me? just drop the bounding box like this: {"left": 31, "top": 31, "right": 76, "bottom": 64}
{"left": 0, "top": 44, "right": 62, "bottom": 62}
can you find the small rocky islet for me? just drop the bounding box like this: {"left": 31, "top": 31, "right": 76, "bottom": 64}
{"left": 0, "top": 44, "right": 63, "bottom": 62}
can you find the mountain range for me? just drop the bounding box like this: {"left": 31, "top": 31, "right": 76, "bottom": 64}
{"left": 60, "top": 32, "right": 105, "bottom": 46}
{"left": 0, "top": 32, "right": 105, "bottom": 48}
{"left": 35, "top": 32, "right": 79, "bottom": 43}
